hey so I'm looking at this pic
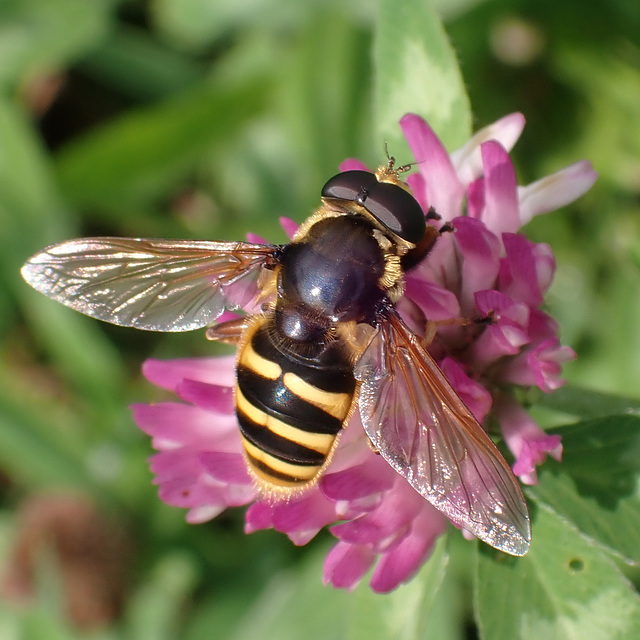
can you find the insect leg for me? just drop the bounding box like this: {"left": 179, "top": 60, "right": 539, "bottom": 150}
{"left": 432, "top": 312, "right": 495, "bottom": 329}
{"left": 402, "top": 212, "right": 454, "bottom": 272}
{"left": 421, "top": 313, "right": 495, "bottom": 350}
{"left": 205, "top": 316, "right": 250, "bottom": 344}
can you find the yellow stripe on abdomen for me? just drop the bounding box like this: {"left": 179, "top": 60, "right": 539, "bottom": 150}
{"left": 239, "top": 336, "right": 282, "bottom": 380}
{"left": 236, "top": 387, "right": 336, "bottom": 455}
{"left": 241, "top": 436, "right": 322, "bottom": 484}
{"left": 282, "top": 372, "right": 352, "bottom": 420}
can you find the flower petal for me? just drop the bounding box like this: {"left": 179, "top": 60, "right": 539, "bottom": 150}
{"left": 279, "top": 217, "right": 299, "bottom": 239}
{"left": 270, "top": 490, "right": 338, "bottom": 545}
{"left": 246, "top": 232, "right": 269, "bottom": 244}
{"left": 323, "top": 541, "right": 376, "bottom": 591}
{"left": 466, "top": 178, "right": 485, "bottom": 221}
{"left": 496, "top": 395, "right": 563, "bottom": 484}
{"left": 244, "top": 501, "right": 273, "bottom": 534}
{"left": 518, "top": 160, "right": 598, "bottom": 225}
{"left": 499, "top": 234, "right": 555, "bottom": 307}
{"left": 321, "top": 456, "right": 396, "bottom": 501}
{"left": 479, "top": 141, "right": 520, "bottom": 235}
{"left": 499, "top": 338, "right": 575, "bottom": 392}
{"left": 131, "top": 402, "right": 239, "bottom": 449}
{"left": 451, "top": 112, "right": 526, "bottom": 185}
{"left": 527, "top": 308, "right": 560, "bottom": 343}
{"left": 400, "top": 114, "right": 465, "bottom": 220}
{"left": 405, "top": 172, "right": 429, "bottom": 214}
{"left": 439, "top": 358, "right": 493, "bottom": 423}
{"left": 469, "top": 290, "right": 530, "bottom": 368}
{"left": 339, "top": 158, "right": 370, "bottom": 172}
{"left": 406, "top": 231, "right": 459, "bottom": 297}
{"left": 330, "top": 482, "right": 423, "bottom": 551}
{"left": 369, "top": 507, "right": 447, "bottom": 593}
{"left": 176, "top": 379, "right": 235, "bottom": 414}
{"left": 404, "top": 277, "right": 461, "bottom": 321}
{"left": 148, "top": 449, "right": 253, "bottom": 521}
{"left": 142, "top": 357, "right": 236, "bottom": 391}
{"left": 452, "top": 217, "right": 502, "bottom": 312}
{"left": 199, "top": 451, "right": 252, "bottom": 485}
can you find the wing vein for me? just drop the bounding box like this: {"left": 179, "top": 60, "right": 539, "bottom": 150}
{"left": 356, "top": 310, "right": 531, "bottom": 555}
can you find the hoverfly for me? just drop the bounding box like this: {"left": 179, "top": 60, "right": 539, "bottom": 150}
{"left": 21, "top": 161, "right": 531, "bottom": 556}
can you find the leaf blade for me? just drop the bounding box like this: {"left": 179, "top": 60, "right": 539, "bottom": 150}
{"left": 374, "top": 0, "right": 471, "bottom": 160}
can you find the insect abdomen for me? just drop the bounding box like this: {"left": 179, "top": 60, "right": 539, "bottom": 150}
{"left": 235, "top": 316, "right": 356, "bottom": 492}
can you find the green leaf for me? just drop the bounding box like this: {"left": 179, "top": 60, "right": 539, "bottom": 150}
{"left": 0, "top": 0, "right": 110, "bottom": 89}
{"left": 0, "top": 96, "right": 71, "bottom": 336}
{"left": 79, "top": 24, "right": 205, "bottom": 101}
{"left": 475, "top": 505, "right": 640, "bottom": 640}
{"left": 18, "top": 290, "right": 127, "bottom": 412}
{"left": 346, "top": 536, "right": 451, "bottom": 640}
{"left": 152, "top": 0, "right": 310, "bottom": 50}
{"left": 536, "top": 385, "right": 640, "bottom": 419}
{"left": 552, "top": 46, "right": 640, "bottom": 192}
{"left": 17, "top": 611, "right": 80, "bottom": 640}
{"left": 223, "top": 538, "right": 453, "bottom": 640}
{"left": 0, "top": 383, "right": 92, "bottom": 490}
{"left": 0, "top": 98, "right": 70, "bottom": 256}
{"left": 55, "top": 75, "right": 270, "bottom": 218}
{"left": 374, "top": 0, "right": 471, "bottom": 160}
{"left": 226, "top": 545, "right": 349, "bottom": 640}
{"left": 125, "top": 552, "right": 200, "bottom": 640}
{"left": 279, "top": 10, "right": 374, "bottom": 179}
{"left": 529, "top": 415, "right": 640, "bottom": 563}
{"left": 0, "top": 99, "right": 125, "bottom": 420}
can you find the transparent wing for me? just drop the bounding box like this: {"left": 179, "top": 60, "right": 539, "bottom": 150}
{"left": 21, "top": 237, "right": 278, "bottom": 332}
{"left": 355, "top": 310, "right": 531, "bottom": 555}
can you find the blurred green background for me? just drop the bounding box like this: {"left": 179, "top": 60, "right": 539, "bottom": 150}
{"left": 0, "top": 0, "right": 638, "bottom": 638}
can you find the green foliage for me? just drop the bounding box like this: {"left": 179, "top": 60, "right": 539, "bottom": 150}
{"left": 475, "top": 506, "right": 640, "bottom": 640}
{"left": 473, "top": 417, "right": 640, "bottom": 640}
{"left": 374, "top": 0, "right": 472, "bottom": 156}
{"left": 1, "top": 0, "right": 640, "bottom": 638}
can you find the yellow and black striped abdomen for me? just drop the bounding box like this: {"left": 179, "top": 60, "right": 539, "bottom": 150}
{"left": 235, "top": 316, "right": 356, "bottom": 493}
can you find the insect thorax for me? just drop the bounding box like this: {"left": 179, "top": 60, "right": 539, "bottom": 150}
{"left": 278, "top": 215, "right": 394, "bottom": 326}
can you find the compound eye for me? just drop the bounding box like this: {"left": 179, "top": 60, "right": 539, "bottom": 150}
{"left": 321, "top": 170, "right": 426, "bottom": 245}
{"left": 364, "top": 182, "right": 426, "bottom": 245}
{"left": 321, "top": 170, "right": 379, "bottom": 202}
